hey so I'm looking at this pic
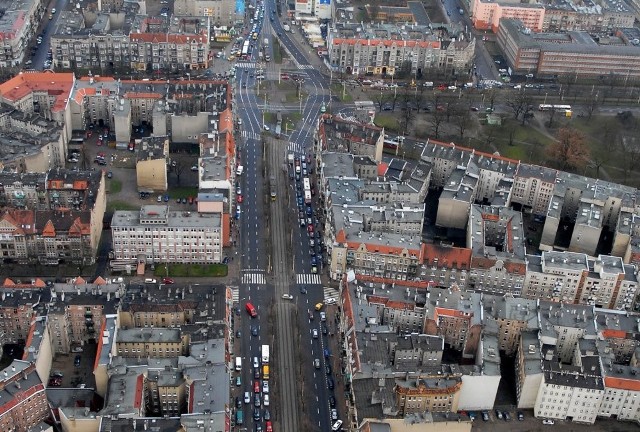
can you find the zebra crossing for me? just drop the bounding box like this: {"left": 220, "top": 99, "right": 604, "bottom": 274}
{"left": 242, "top": 273, "right": 266, "bottom": 284}
{"left": 297, "top": 64, "right": 314, "bottom": 70}
{"left": 287, "top": 141, "right": 306, "bottom": 153}
{"left": 296, "top": 273, "right": 322, "bottom": 285}
{"left": 240, "top": 130, "right": 261, "bottom": 140}
{"left": 235, "top": 62, "right": 256, "bottom": 69}
{"left": 323, "top": 286, "right": 340, "bottom": 303}
{"left": 230, "top": 286, "right": 240, "bottom": 303}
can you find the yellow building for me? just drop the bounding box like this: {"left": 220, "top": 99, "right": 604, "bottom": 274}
{"left": 115, "top": 328, "right": 189, "bottom": 358}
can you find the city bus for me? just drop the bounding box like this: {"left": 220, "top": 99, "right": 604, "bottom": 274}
{"left": 538, "top": 104, "right": 571, "bottom": 112}
{"left": 241, "top": 40, "right": 250, "bottom": 60}
{"left": 303, "top": 177, "right": 311, "bottom": 192}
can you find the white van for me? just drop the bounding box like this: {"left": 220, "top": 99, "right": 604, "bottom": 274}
{"left": 235, "top": 356, "right": 242, "bottom": 371}
{"left": 332, "top": 420, "right": 343, "bottom": 431}
{"left": 236, "top": 165, "right": 244, "bottom": 176}
{"left": 253, "top": 357, "right": 259, "bottom": 368}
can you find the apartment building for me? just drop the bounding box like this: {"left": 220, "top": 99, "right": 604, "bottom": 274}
{"left": 481, "top": 296, "right": 539, "bottom": 355}
{"left": 327, "top": 23, "right": 475, "bottom": 76}
{"left": 47, "top": 279, "right": 123, "bottom": 355}
{"left": 394, "top": 376, "right": 463, "bottom": 414}
{"left": 543, "top": 1, "right": 635, "bottom": 32}
{"left": 147, "top": 370, "right": 186, "bottom": 416}
{"left": 0, "top": 0, "right": 46, "bottom": 67}
{"left": 510, "top": 164, "right": 557, "bottom": 216}
{"left": 50, "top": 7, "right": 211, "bottom": 72}
{"left": 174, "top": 0, "right": 238, "bottom": 26}
{"left": 136, "top": 137, "right": 169, "bottom": 192}
{"left": 111, "top": 205, "right": 223, "bottom": 264}
{"left": 116, "top": 328, "right": 188, "bottom": 358}
{"left": 316, "top": 114, "right": 385, "bottom": 162}
{"left": 422, "top": 244, "right": 471, "bottom": 289}
{"left": 0, "top": 73, "right": 75, "bottom": 171}
{"left": 467, "top": 205, "right": 527, "bottom": 295}
{"left": 471, "top": 0, "right": 545, "bottom": 32}
{"left": 497, "top": 18, "right": 640, "bottom": 79}
{"left": 515, "top": 330, "right": 544, "bottom": 408}
{"left": 0, "top": 286, "right": 43, "bottom": 346}
{"left": 0, "top": 361, "right": 49, "bottom": 432}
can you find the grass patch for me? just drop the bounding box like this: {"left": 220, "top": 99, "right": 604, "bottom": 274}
{"left": 168, "top": 187, "right": 198, "bottom": 199}
{"left": 373, "top": 114, "right": 399, "bottom": 132}
{"left": 108, "top": 179, "right": 122, "bottom": 194}
{"left": 285, "top": 90, "right": 308, "bottom": 103}
{"left": 330, "top": 83, "right": 353, "bottom": 102}
{"left": 272, "top": 39, "right": 283, "bottom": 63}
{"left": 155, "top": 263, "right": 228, "bottom": 277}
{"left": 107, "top": 200, "right": 139, "bottom": 212}
{"left": 284, "top": 112, "right": 302, "bottom": 123}
{"left": 264, "top": 112, "right": 276, "bottom": 123}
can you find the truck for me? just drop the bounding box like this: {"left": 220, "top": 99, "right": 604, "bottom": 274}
{"left": 261, "top": 344, "right": 270, "bottom": 364}
{"left": 283, "top": 24, "right": 290, "bottom": 32}
{"left": 287, "top": 152, "right": 294, "bottom": 165}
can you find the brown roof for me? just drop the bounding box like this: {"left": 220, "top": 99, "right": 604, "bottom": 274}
{"left": 423, "top": 244, "right": 471, "bottom": 270}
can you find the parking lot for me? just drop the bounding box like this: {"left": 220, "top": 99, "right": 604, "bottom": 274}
{"left": 49, "top": 342, "right": 98, "bottom": 389}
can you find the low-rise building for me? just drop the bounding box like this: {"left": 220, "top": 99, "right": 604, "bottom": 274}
{"left": 115, "top": 328, "right": 188, "bottom": 358}
{"left": 136, "top": 137, "right": 169, "bottom": 192}
{"left": 111, "top": 205, "right": 223, "bottom": 264}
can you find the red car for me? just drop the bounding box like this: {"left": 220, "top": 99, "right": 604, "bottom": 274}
{"left": 162, "top": 277, "right": 175, "bottom": 284}
{"left": 266, "top": 421, "right": 273, "bottom": 432}
{"left": 254, "top": 380, "right": 260, "bottom": 393}
{"left": 307, "top": 224, "right": 314, "bottom": 233}
{"left": 237, "top": 195, "right": 243, "bottom": 203}
{"left": 97, "top": 139, "right": 102, "bottom": 146}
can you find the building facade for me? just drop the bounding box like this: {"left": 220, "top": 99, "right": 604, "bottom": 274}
{"left": 111, "top": 205, "right": 223, "bottom": 264}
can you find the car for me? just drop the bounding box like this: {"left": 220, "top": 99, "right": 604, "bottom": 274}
{"left": 74, "top": 355, "right": 81, "bottom": 367}
{"left": 264, "top": 409, "right": 271, "bottom": 421}
{"left": 300, "top": 286, "right": 307, "bottom": 294}
{"left": 162, "top": 277, "right": 175, "bottom": 284}
{"left": 254, "top": 393, "right": 261, "bottom": 407}
{"left": 332, "top": 420, "right": 343, "bottom": 431}
{"left": 251, "top": 326, "right": 259, "bottom": 336}
{"left": 314, "top": 359, "right": 320, "bottom": 368}
{"left": 320, "top": 312, "right": 326, "bottom": 322}
{"left": 236, "top": 186, "right": 242, "bottom": 195}
{"left": 542, "top": 419, "right": 555, "bottom": 425}
{"left": 50, "top": 371, "right": 64, "bottom": 378}
{"left": 266, "top": 421, "right": 273, "bottom": 432}
{"left": 263, "top": 124, "right": 270, "bottom": 131}
{"left": 235, "top": 330, "right": 241, "bottom": 338}
{"left": 236, "top": 396, "right": 242, "bottom": 408}
{"left": 282, "top": 294, "right": 293, "bottom": 300}
{"left": 176, "top": 197, "right": 182, "bottom": 203}
{"left": 236, "top": 376, "right": 241, "bottom": 386}
{"left": 244, "top": 392, "right": 251, "bottom": 404}
{"left": 237, "top": 195, "right": 244, "bottom": 203}
{"left": 262, "top": 380, "right": 269, "bottom": 393}
{"left": 331, "top": 409, "right": 338, "bottom": 420}
{"left": 482, "top": 411, "right": 490, "bottom": 421}
{"left": 503, "top": 411, "right": 511, "bottom": 421}
{"left": 312, "top": 328, "right": 319, "bottom": 338}
{"left": 495, "top": 410, "right": 503, "bottom": 420}
{"left": 327, "top": 377, "right": 334, "bottom": 389}
{"left": 144, "top": 278, "right": 157, "bottom": 284}
{"left": 325, "top": 364, "right": 331, "bottom": 375}
{"left": 311, "top": 257, "right": 318, "bottom": 267}
{"left": 254, "top": 380, "right": 260, "bottom": 393}
{"left": 329, "top": 395, "right": 336, "bottom": 407}
{"left": 322, "top": 325, "right": 328, "bottom": 335}
{"left": 263, "top": 394, "right": 269, "bottom": 406}
{"left": 517, "top": 411, "right": 524, "bottom": 421}
{"left": 71, "top": 346, "right": 83, "bottom": 353}
{"left": 253, "top": 408, "right": 261, "bottom": 421}
{"left": 157, "top": 195, "right": 162, "bottom": 202}
{"left": 253, "top": 357, "right": 259, "bottom": 368}
{"left": 48, "top": 379, "right": 62, "bottom": 386}
{"left": 325, "top": 298, "right": 336, "bottom": 305}
{"left": 163, "top": 194, "right": 169, "bottom": 202}
{"left": 254, "top": 368, "right": 260, "bottom": 379}
{"left": 468, "top": 411, "right": 477, "bottom": 421}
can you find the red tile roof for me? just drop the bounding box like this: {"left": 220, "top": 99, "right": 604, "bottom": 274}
{"left": 0, "top": 71, "right": 74, "bottom": 113}
{"left": 604, "top": 376, "right": 640, "bottom": 392}
{"left": 423, "top": 244, "right": 471, "bottom": 270}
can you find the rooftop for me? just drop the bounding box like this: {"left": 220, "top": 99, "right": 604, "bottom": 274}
{"left": 112, "top": 206, "right": 221, "bottom": 229}
{"left": 116, "top": 328, "right": 182, "bottom": 344}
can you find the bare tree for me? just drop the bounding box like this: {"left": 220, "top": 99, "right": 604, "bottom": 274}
{"left": 546, "top": 107, "right": 559, "bottom": 128}
{"left": 430, "top": 110, "right": 446, "bottom": 139}
{"left": 506, "top": 92, "right": 533, "bottom": 123}
{"left": 172, "top": 157, "right": 187, "bottom": 186}
{"left": 584, "top": 92, "right": 600, "bottom": 119}
{"left": 373, "top": 91, "right": 387, "bottom": 112}
{"left": 507, "top": 121, "right": 518, "bottom": 146}
{"left": 484, "top": 88, "right": 499, "bottom": 111}
{"left": 454, "top": 109, "right": 472, "bottom": 139}
{"left": 548, "top": 128, "right": 590, "bottom": 171}
{"left": 589, "top": 142, "right": 611, "bottom": 179}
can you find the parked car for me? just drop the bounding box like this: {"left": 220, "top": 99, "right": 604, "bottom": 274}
{"left": 162, "top": 277, "right": 175, "bottom": 284}
{"left": 74, "top": 355, "right": 81, "bottom": 367}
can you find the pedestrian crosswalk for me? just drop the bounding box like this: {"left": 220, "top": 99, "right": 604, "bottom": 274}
{"left": 323, "top": 286, "right": 340, "bottom": 303}
{"left": 235, "top": 62, "right": 256, "bottom": 69}
{"left": 231, "top": 286, "right": 240, "bottom": 303}
{"left": 296, "top": 273, "right": 322, "bottom": 285}
{"left": 242, "top": 273, "right": 266, "bottom": 284}
{"left": 287, "top": 141, "right": 306, "bottom": 153}
{"left": 240, "top": 130, "right": 261, "bottom": 140}
{"left": 298, "top": 64, "right": 314, "bottom": 70}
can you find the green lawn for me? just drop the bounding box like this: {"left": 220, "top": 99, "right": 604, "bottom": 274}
{"left": 374, "top": 114, "right": 399, "bottom": 132}
{"left": 108, "top": 179, "right": 122, "bottom": 194}
{"left": 107, "top": 200, "right": 139, "bottom": 212}
{"left": 168, "top": 187, "right": 198, "bottom": 199}
{"left": 330, "top": 83, "right": 354, "bottom": 102}
{"left": 273, "top": 40, "right": 283, "bottom": 63}
{"left": 154, "top": 263, "right": 228, "bottom": 277}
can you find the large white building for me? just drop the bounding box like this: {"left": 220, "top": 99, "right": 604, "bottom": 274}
{"left": 111, "top": 205, "right": 223, "bottom": 264}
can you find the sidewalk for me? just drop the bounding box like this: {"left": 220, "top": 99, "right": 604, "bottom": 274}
{"left": 327, "top": 304, "right": 350, "bottom": 423}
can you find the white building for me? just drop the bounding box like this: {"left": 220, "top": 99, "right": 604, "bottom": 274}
{"left": 111, "top": 205, "right": 222, "bottom": 264}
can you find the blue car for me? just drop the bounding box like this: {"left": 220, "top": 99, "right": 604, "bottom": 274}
{"left": 163, "top": 194, "right": 169, "bottom": 202}
{"left": 310, "top": 256, "right": 317, "bottom": 266}
{"left": 306, "top": 206, "right": 312, "bottom": 216}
